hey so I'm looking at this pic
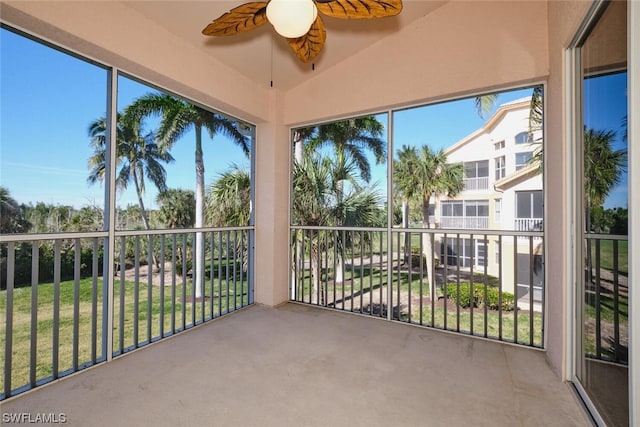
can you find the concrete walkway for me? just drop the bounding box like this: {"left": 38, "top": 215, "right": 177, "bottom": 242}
{"left": 1, "top": 303, "right": 592, "bottom": 427}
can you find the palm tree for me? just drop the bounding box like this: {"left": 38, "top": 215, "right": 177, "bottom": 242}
{"left": 303, "top": 116, "right": 385, "bottom": 283}
{"left": 0, "top": 186, "right": 30, "bottom": 233}
{"left": 292, "top": 153, "right": 384, "bottom": 304}
{"left": 124, "top": 93, "right": 249, "bottom": 299}
{"left": 475, "top": 93, "right": 499, "bottom": 118}
{"left": 156, "top": 189, "right": 195, "bottom": 229}
{"left": 584, "top": 127, "right": 627, "bottom": 216}
{"left": 87, "top": 114, "right": 173, "bottom": 231}
{"left": 307, "top": 116, "right": 385, "bottom": 183}
{"left": 393, "top": 145, "right": 464, "bottom": 300}
{"left": 205, "top": 165, "right": 251, "bottom": 227}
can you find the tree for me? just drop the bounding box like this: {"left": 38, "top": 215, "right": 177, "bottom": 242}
{"left": 157, "top": 189, "right": 196, "bottom": 229}
{"left": 584, "top": 127, "right": 627, "bottom": 229}
{"left": 303, "top": 116, "right": 385, "bottom": 283}
{"left": 292, "top": 153, "right": 384, "bottom": 304}
{"left": 307, "top": 116, "right": 385, "bottom": 183}
{"left": 393, "top": 145, "right": 464, "bottom": 300}
{"left": 0, "top": 186, "right": 31, "bottom": 233}
{"left": 124, "top": 93, "right": 249, "bottom": 298}
{"left": 206, "top": 165, "right": 251, "bottom": 227}
{"left": 87, "top": 114, "right": 173, "bottom": 231}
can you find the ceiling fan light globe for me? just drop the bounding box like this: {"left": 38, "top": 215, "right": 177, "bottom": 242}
{"left": 266, "top": 0, "right": 318, "bottom": 38}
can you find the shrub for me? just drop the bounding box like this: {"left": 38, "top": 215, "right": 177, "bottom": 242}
{"left": 445, "top": 282, "right": 515, "bottom": 311}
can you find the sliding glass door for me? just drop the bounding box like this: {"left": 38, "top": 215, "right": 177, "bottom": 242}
{"left": 573, "top": 1, "right": 629, "bottom": 425}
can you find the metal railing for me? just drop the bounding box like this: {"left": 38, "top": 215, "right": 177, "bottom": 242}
{"left": 584, "top": 234, "right": 628, "bottom": 365}
{"left": 290, "top": 226, "right": 544, "bottom": 348}
{"left": 440, "top": 216, "right": 489, "bottom": 229}
{"left": 463, "top": 177, "right": 489, "bottom": 190}
{"left": 0, "top": 227, "right": 253, "bottom": 400}
{"left": 515, "top": 218, "right": 543, "bottom": 232}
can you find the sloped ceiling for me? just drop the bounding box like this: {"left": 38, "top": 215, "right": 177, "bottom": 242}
{"left": 122, "top": 1, "right": 447, "bottom": 90}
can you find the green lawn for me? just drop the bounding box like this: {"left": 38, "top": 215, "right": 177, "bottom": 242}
{"left": 293, "top": 266, "right": 543, "bottom": 347}
{"left": 590, "top": 239, "right": 628, "bottom": 275}
{"left": 0, "top": 266, "right": 248, "bottom": 396}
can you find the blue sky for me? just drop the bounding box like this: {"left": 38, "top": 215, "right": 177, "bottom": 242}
{"left": 1, "top": 26, "right": 628, "bottom": 212}
{"left": 0, "top": 28, "right": 251, "bottom": 210}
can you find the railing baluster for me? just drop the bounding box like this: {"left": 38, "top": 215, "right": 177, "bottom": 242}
{"left": 484, "top": 236, "right": 489, "bottom": 338}
{"left": 133, "top": 236, "right": 140, "bottom": 347}
{"left": 369, "top": 231, "right": 374, "bottom": 316}
{"left": 359, "top": 232, "right": 364, "bottom": 313}
{"left": 456, "top": 235, "right": 461, "bottom": 332}
{"left": 498, "top": 235, "right": 503, "bottom": 340}
{"left": 513, "top": 235, "right": 518, "bottom": 344}
{"left": 378, "top": 231, "right": 384, "bottom": 318}
{"left": 613, "top": 239, "right": 620, "bottom": 361}
{"left": 218, "top": 232, "right": 223, "bottom": 316}
{"left": 53, "top": 240, "right": 60, "bottom": 379}
{"left": 469, "top": 233, "right": 474, "bottom": 336}
{"left": 233, "top": 229, "right": 238, "bottom": 311}
{"left": 4, "top": 242, "right": 15, "bottom": 398}
{"left": 91, "top": 238, "right": 98, "bottom": 363}
{"left": 30, "top": 242, "right": 39, "bottom": 388}
{"left": 159, "top": 236, "right": 165, "bottom": 338}
{"left": 430, "top": 232, "right": 435, "bottom": 328}
{"left": 147, "top": 235, "right": 153, "bottom": 343}
{"left": 529, "top": 237, "right": 534, "bottom": 346}
{"left": 595, "top": 239, "right": 602, "bottom": 359}
{"left": 419, "top": 232, "right": 424, "bottom": 326}
{"left": 209, "top": 231, "right": 216, "bottom": 319}
{"left": 119, "top": 236, "right": 126, "bottom": 353}
{"left": 443, "top": 233, "right": 448, "bottom": 331}
{"left": 171, "top": 234, "right": 177, "bottom": 334}
{"left": 181, "top": 234, "right": 187, "bottom": 330}
{"left": 73, "top": 239, "right": 80, "bottom": 371}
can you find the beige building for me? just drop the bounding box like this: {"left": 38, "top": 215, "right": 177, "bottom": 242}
{"left": 434, "top": 97, "right": 543, "bottom": 302}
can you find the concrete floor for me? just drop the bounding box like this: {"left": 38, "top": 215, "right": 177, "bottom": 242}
{"left": 1, "top": 303, "right": 593, "bottom": 427}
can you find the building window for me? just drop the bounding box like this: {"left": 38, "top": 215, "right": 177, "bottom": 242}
{"left": 495, "top": 156, "right": 505, "bottom": 180}
{"left": 495, "top": 199, "right": 502, "bottom": 222}
{"left": 515, "top": 131, "right": 533, "bottom": 144}
{"left": 441, "top": 200, "right": 488, "bottom": 229}
{"left": 515, "top": 190, "right": 543, "bottom": 231}
{"left": 494, "top": 140, "right": 505, "bottom": 150}
{"left": 515, "top": 152, "right": 533, "bottom": 170}
{"left": 442, "top": 237, "right": 488, "bottom": 267}
{"left": 463, "top": 160, "right": 489, "bottom": 190}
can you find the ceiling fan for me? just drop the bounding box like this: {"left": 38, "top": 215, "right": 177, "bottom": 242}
{"left": 202, "top": 0, "right": 403, "bottom": 63}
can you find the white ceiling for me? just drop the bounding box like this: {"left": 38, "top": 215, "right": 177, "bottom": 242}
{"left": 122, "top": 1, "right": 447, "bottom": 90}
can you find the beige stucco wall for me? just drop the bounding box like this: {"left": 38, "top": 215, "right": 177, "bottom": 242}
{"left": 283, "top": 0, "right": 549, "bottom": 126}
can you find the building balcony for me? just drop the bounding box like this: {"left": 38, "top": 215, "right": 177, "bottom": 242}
{"left": 462, "top": 177, "right": 489, "bottom": 191}
{"left": 1, "top": 303, "right": 591, "bottom": 426}
{"left": 440, "top": 216, "right": 489, "bottom": 229}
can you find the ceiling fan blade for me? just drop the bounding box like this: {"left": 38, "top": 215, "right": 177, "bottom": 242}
{"left": 287, "top": 15, "right": 327, "bottom": 63}
{"left": 202, "top": 2, "right": 268, "bottom": 36}
{"left": 316, "top": 0, "right": 402, "bottom": 19}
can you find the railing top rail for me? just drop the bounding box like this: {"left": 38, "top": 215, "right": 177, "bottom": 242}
{"left": 0, "top": 231, "right": 108, "bottom": 243}
{"left": 290, "top": 225, "right": 388, "bottom": 232}
{"left": 114, "top": 226, "right": 254, "bottom": 237}
{"left": 0, "top": 226, "right": 255, "bottom": 243}
{"left": 290, "top": 225, "right": 543, "bottom": 237}
{"left": 584, "top": 233, "right": 629, "bottom": 241}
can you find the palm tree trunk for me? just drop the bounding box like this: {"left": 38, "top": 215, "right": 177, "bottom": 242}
{"left": 194, "top": 126, "right": 205, "bottom": 299}
{"left": 132, "top": 169, "right": 160, "bottom": 270}
{"left": 402, "top": 199, "right": 410, "bottom": 264}
{"left": 422, "top": 197, "right": 435, "bottom": 302}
